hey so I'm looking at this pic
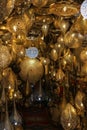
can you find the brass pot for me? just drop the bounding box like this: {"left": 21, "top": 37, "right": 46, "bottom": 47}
{"left": 19, "top": 57, "right": 44, "bottom": 84}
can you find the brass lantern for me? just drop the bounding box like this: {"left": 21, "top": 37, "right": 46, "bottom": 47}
{"left": 61, "top": 103, "right": 78, "bottom": 130}
{"left": 80, "top": 47, "right": 87, "bottom": 63}
{"left": 81, "top": 62, "right": 87, "bottom": 76}
{"left": 0, "top": 45, "right": 12, "bottom": 69}
{"left": 0, "top": 0, "right": 15, "bottom": 22}
{"left": 75, "top": 91, "right": 85, "bottom": 114}
{"left": 64, "top": 31, "right": 83, "bottom": 48}
{"left": 19, "top": 57, "right": 44, "bottom": 84}
{"left": 32, "top": 0, "right": 48, "bottom": 7}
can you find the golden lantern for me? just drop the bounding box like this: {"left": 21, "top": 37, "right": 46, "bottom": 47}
{"left": 71, "top": 15, "right": 87, "bottom": 34}
{"left": 19, "top": 57, "right": 44, "bottom": 84}
{"left": 3, "top": 100, "right": 14, "bottom": 130}
{"left": 15, "top": 0, "right": 25, "bottom": 6}
{"left": 12, "top": 30, "right": 26, "bottom": 45}
{"left": 50, "top": 48, "right": 58, "bottom": 61}
{"left": 32, "top": 0, "right": 48, "bottom": 7}
{"left": 39, "top": 57, "right": 50, "bottom": 75}
{"left": 75, "top": 91, "right": 85, "bottom": 114}
{"left": 63, "top": 49, "right": 74, "bottom": 64}
{"left": 0, "top": 45, "right": 12, "bottom": 69}
{"left": 64, "top": 31, "right": 83, "bottom": 48}
{"left": 0, "top": 0, "right": 15, "bottom": 23}
{"left": 24, "top": 79, "right": 32, "bottom": 97}
{"left": 54, "top": 17, "right": 70, "bottom": 34}
{"left": 56, "top": 68, "right": 65, "bottom": 81}
{"left": 7, "top": 12, "right": 33, "bottom": 35}
{"left": 41, "top": 23, "right": 49, "bottom": 36}
{"left": 7, "top": 16, "right": 27, "bottom": 33}
{"left": 48, "top": 1, "right": 79, "bottom": 17}
{"left": 10, "top": 100, "right": 22, "bottom": 126}
{"left": 1, "top": 85, "right": 6, "bottom": 104}
{"left": 61, "top": 103, "right": 78, "bottom": 130}
{"left": 80, "top": 47, "right": 87, "bottom": 63}
{"left": 81, "top": 62, "right": 87, "bottom": 76}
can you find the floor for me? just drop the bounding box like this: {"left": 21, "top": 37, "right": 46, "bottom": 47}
{"left": 21, "top": 106, "right": 63, "bottom": 130}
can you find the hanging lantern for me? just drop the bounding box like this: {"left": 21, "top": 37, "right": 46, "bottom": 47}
{"left": 1, "top": 86, "right": 6, "bottom": 104}
{"left": 56, "top": 68, "right": 65, "bottom": 81}
{"left": 60, "top": 90, "right": 67, "bottom": 112}
{"left": 55, "top": 37, "right": 64, "bottom": 53}
{"left": 81, "top": 62, "right": 87, "bottom": 76}
{"left": 72, "top": 15, "right": 87, "bottom": 34}
{"left": 12, "top": 30, "right": 26, "bottom": 45}
{"left": 61, "top": 103, "right": 78, "bottom": 130}
{"left": 7, "top": 16, "right": 27, "bottom": 33}
{"left": 3, "top": 101, "right": 14, "bottom": 130}
{"left": 24, "top": 79, "right": 32, "bottom": 97}
{"left": 75, "top": 91, "right": 85, "bottom": 113}
{"left": 32, "top": 0, "right": 48, "bottom": 7}
{"left": 54, "top": 18, "right": 70, "bottom": 34}
{"left": 50, "top": 48, "right": 58, "bottom": 61}
{"left": 15, "top": 0, "right": 24, "bottom": 6}
{"left": 41, "top": 23, "right": 49, "bottom": 36}
{"left": 0, "top": 45, "right": 12, "bottom": 69}
{"left": 57, "top": 35, "right": 64, "bottom": 43}
{"left": 80, "top": 47, "right": 87, "bottom": 62}
{"left": 50, "top": 69, "right": 56, "bottom": 79}
{"left": 59, "top": 19, "right": 70, "bottom": 34}
{"left": 39, "top": 57, "right": 50, "bottom": 75}
{"left": 19, "top": 57, "right": 44, "bottom": 84}
{"left": 48, "top": 1, "right": 79, "bottom": 17}
{"left": 0, "top": 0, "right": 15, "bottom": 22}
{"left": 31, "top": 80, "right": 45, "bottom": 102}
{"left": 64, "top": 31, "right": 83, "bottom": 48}
{"left": 7, "top": 13, "right": 33, "bottom": 34}
{"left": 63, "top": 49, "right": 74, "bottom": 64}
{"left": 11, "top": 44, "right": 25, "bottom": 60}
{"left": 10, "top": 100, "right": 22, "bottom": 126}
{"left": 40, "top": 57, "right": 50, "bottom": 66}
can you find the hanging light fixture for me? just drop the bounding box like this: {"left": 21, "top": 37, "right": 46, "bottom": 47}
{"left": 61, "top": 103, "right": 79, "bottom": 130}
{"left": 10, "top": 100, "right": 23, "bottom": 130}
